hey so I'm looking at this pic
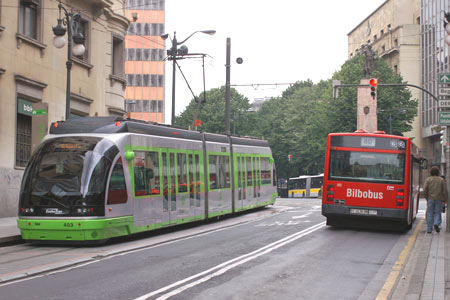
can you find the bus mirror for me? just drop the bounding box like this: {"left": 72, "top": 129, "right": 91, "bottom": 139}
{"left": 421, "top": 159, "right": 428, "bottom": 169}
{"left": 269, "top": 157, "right": 274, "bottom": 164}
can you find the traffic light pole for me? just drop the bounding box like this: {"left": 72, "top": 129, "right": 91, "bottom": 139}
{"left": 332, "top": 83, "right": 439, "bottom": 102}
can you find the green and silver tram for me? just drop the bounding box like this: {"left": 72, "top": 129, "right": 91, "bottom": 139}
{"left": 18, "top": 117, "right": 277, "bottom": 243}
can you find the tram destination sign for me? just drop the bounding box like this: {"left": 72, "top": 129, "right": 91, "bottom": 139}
{"left": 439, "top": 112, "right": 450, "bottom": 125}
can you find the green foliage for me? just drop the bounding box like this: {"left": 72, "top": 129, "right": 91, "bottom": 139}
{"left": 175, "top": 87, "right": 253, "bottom": 134}
{"left": 250, "top": 54, "right": 418, "bottom": 179}
{"left": 173, "top": 54, "right": 418, "bottom": 180}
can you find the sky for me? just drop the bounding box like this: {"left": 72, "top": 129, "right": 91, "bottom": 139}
{"left": 163, "top": 0, "right": 387, "bottom": 123}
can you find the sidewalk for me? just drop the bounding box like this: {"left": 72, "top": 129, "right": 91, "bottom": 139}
{"left": 0, "top": 217, "right": 21, "bottom": 244}
{"left": 390, "top": 214, "right": 449, "bottom": 300}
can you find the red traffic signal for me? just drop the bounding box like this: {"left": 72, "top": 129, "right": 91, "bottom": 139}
{"left": 369, "top": 78, "right": 377, "bottom": 99}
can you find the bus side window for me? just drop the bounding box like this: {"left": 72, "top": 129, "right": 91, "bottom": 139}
{"left": 108, "top": 158, "right": 128, "bottom": 204}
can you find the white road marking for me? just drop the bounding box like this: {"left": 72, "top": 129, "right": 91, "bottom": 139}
{"left": 134, "top": 222, "right": 326, "bottom": 300}
{"left": 292, "top": 212, "right": 312, "bottom": 219}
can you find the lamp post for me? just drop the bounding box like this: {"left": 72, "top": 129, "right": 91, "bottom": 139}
{"left": 161, "top": 30, "right": 215, "bottom": 125}
{"left": 52, "top": 0, "right": 86, "bottom": 121}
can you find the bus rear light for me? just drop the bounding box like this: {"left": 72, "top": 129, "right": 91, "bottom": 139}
{"left": 327, "top": 184, "right": 335, "bottom": 202}
{"left": 396, "top": 189, "right": 404, "bottom": 206}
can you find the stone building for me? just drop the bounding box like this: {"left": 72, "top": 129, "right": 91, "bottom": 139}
{"left": 347, "top": 0, "right": 422, "bottom": 148}
{"left": 0, "top": 0, "right": 129, "bottom": 217}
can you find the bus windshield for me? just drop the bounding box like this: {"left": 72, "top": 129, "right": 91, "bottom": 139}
{"left": 328, "top": 150, "right": 405, "bottom": 184}
{"left": 19, "top": 137, "right": 119, "bottom": 216}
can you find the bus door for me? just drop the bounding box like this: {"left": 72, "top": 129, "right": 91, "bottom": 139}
{"left": 188, "top": 152, "right": 204, "bottom": 219}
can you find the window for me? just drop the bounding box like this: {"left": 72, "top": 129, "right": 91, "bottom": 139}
{"left": 19, "top": 0, "right": 40, "bottom": 40}
{"left": 261, "top": 157, "right": 272, "bottom": 185}
{"left": 177, "top": 153, "right": 187, "bottom": 193}
{"left": 16, "top": 111, "right": 32, "bottom": 167}
{"left": 108, "top": 158, "right": 128, "bottom": 204}
{"left": 112, "top": 35, "right": 124, "bottom": 77}
{"left": 209, "top": 155, "right": 230, "bottom": 190}
{"left": 162, "top": 152, "right": 168, "bottom": 211}
{"left": 73, "top": 17, "right": 90, "bottom": 63}
{"left": 133, "top": 151, "right": 160, "bottom": 196}
{"left": 328, "top": 150, "right": 405, "bottom": 184}
{"left": 246, "top": 157, "right": 253, "bottom": 187}
{"left": 169, "top": 153, "right": 176, "bottom": 211}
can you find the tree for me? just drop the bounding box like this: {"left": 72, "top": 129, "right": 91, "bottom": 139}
{"left": 175, "top": 87, "right": 253, "bottom": 134}
{"left": 251, "top": 55, "right": 418, "bottom": 179}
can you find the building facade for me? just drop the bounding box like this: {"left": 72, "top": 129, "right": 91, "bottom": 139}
{"left": 422, "top": 0, "right": 450, "bottom": 168}
{"left": 124, "top": 0, "right": 165, "bottom": 123}
{"left": 0, "top": 0, "right": 129, "bottom": 217}
{"left": 347, "top": 0, "right": 423, "bottom": 147}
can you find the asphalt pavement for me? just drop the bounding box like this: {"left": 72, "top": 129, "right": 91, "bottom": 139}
{"left": 0, "top": 204, "right": 448, "bottom": 299}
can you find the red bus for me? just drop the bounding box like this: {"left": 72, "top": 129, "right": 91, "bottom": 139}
{"left": 322, "top": 131, "right": 424, "bottom": 230}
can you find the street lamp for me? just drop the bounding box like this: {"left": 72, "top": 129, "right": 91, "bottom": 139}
{"left": 161, "top": 30, "right": 216, "bottom": 125}
{"left": 52, "top": 0, "right": 86, "bottom": 120}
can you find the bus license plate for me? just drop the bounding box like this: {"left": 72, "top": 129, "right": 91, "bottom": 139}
{"left": 350, "top": 209, "right": 378, "bottom": 215}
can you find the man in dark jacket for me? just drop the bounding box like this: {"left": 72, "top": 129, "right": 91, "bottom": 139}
{"left": 423, "top": 166, "right": 449, "bottom": 233}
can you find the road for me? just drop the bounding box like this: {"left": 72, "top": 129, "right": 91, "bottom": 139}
{"left": 0, "top": 198, "right": 424, "bottom": 300}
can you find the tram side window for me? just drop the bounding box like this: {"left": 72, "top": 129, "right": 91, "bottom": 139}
{"left": 195, "top": 154, "right": 201, "bottom": 206}
{"left": 246, "top": 157, "right": 253, "bottom": 187}
{"left": 108, "top": 158, "right": 128, "bottom": 204}
{"left": 177, "top": 153, "right": 187, "bottom": 193}
{"left": 133, "top": 151, "right": 160, "bottom": 196}
{"left": 209, "top": 155, "right": 230, "bottom": 190}
{"left": 261, "top": 157, "right": 271, "bottom": 185}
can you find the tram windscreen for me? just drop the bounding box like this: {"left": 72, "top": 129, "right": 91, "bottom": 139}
{"left": 328, "top": 150, "right": 405, "bottom": 184}
{"left": 19, "top": 137, "right": 119, "bottom": 216}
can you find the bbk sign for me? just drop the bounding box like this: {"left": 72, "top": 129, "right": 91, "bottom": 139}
{"left": 18, "top": 98, "right": 33, "bottom": 116}
{"left": 439, "top": 100, "right": 450, "bottom": 108}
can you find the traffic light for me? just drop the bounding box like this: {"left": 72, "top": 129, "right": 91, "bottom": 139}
{"left": 288, "top": 154, "right": 292, "bottom": 162}
{"left": 369, "top": 78, "right": 378, "bottom": 99}
{"left": 444, "top": 12, "right": 450, "bottom": 46}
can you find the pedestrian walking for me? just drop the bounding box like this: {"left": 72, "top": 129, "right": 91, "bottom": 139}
{"left": 423, "top": 166, "right": 449, "bottom": 233}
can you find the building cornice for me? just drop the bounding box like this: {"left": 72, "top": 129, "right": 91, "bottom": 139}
{"left": 347, "top": 0, "right": 390, "bottom": 36}
{"left": 14, "top": 74, "right": 47, "bottom": 89}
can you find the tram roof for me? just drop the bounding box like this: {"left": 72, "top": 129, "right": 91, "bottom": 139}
{"left": 49, "top": 117, "right": 269, "bottom": 147}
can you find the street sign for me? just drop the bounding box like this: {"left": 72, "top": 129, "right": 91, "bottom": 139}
{"left": 439, "top": 100, "right": 450, "bottom": 108}
{"left": 32, "top": 109, "right": 47, "bottom": 116}
{"left": 440, "top": 74, "right": 450, "bottom": 83}
{"left": 439, "top": 112, "right": 450, "bottom": 125}
{"left": 439, "top": 88, "right": 450, "bottom": 96}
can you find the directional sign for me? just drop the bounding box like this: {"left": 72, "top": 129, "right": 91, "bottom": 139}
{"left": 439, "top": 100, "right": 450, "bottom": 108}
{"left": 440, "top": 74, "right": 450, "bottom": 83}
{"left": 439, "top": 112, "right": 450, "bottom": 125}
{"left": 32, "top": 109, "right": 47, "bottom": 116}
{"left": 439, "top": 88, "right": 450, "bottom": 96}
